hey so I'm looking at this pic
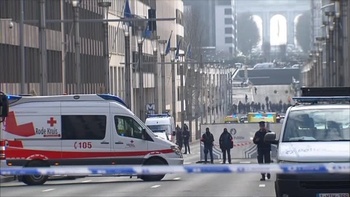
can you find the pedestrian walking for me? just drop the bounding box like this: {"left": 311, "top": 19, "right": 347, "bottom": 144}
{"left": 201, "top": 127, "right": 214, "bottom": 164}
{"left": 182, "top": 124, "right": 191, "bottom": 154}
{"left": 219, "top": 128, "right": 233, "bottom": 164}
{"left": 253, "top": 121, "right": 272, "bottom": 181}
{"left": 175, "top": 125, "right": 183, "bottom": 151}
{"left": 254, "top": 87, "right": 257, "bottom": 94}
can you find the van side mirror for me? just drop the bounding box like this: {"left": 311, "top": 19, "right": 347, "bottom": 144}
{"left": 142, "top": 128, "right": 153, "bottom": 141}
{"left": 264, "top": 132, "right": 278, "bottom": 143}
{"left": 0, "top": 92, "right": 9, "bottom": 122}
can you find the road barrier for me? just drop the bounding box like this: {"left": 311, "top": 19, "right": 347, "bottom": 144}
{"left": 1, "top": 163, "right": 349, "bottom": 176}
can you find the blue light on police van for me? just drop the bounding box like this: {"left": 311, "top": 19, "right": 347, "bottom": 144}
{"left": 7, "top": 95, "right": 22, "bottom": 100}
{"left": 97, "top": 94, "right": 128, "bottom": 108}
{"left": 147, "top": 113, "right": 170, "bottom": 118}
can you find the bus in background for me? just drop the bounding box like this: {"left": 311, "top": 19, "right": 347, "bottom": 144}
{"left": 247, "top": 112, "right": 277, "bottom": 123}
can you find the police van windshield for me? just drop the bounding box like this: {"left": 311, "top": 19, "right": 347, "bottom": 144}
{"left": 147, "top": 125, "right": 169, "bottom": 133}
{"left": 282, "top": 108, "right": 350, "bottom": 142}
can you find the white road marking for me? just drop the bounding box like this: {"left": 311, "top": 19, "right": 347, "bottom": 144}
{"left": 239, "top": 161, "right": 251, "bottom": 164}
{"left": 173, "top": 177, "right": 181, "bottom": 180}
{"left": 151, "top": 185, "right": 161, "bottom": 188}
{"left": 259, "top": 184, "right": 266, "bottom": 188}
{"left": 42, "top": 188, "right": 55, "bottom": 192}
{"left": 184, "top": 162, "right": 192, "bottom": 165}
{"left": 82, "top": 180, "right": 92, "bottom": 183}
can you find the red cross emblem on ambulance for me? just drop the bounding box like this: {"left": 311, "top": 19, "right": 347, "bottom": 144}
{"left": 47, "top": 117, "right": 57, "bottom": 127}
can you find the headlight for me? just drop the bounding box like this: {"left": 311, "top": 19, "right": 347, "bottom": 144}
{"left": 171, "top": 145, "right": 182, "bottom": 157}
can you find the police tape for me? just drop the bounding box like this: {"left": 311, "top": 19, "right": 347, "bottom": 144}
{"left": 1, "top": 163, "right": 349, "bottom": 176}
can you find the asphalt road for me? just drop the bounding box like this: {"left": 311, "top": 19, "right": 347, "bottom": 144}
{"left": 0, "top": 142, "right": 276, "bottom": 197}
{"left": 252, "top": 85, "right": 293, "bottom": 104}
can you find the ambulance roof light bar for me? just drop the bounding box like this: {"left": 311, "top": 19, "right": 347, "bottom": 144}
{"left": 292, "top": 96, "right": 350, "bottom": 104}
{"left": 6, "top": 94, "right": 128, "bottom": 108}
{"left": 301, "top": 87, "right": 350, "bottom": 97}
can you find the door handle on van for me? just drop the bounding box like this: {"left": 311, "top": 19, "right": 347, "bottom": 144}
{"left": 115, "top": 141, "right": 124, "bottom": 144}
{"left": 100, "top": 141, "right": 109, "bottom": 144}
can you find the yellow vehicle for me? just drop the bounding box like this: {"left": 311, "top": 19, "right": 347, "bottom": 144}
{"left": 224, "top": 114, "right": 239, "bottom": 123}
{"left": 247, "top": 112, "right": 277, "bottom": 123}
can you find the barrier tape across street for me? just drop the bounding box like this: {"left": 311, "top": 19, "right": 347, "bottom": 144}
{"left": 1, "top": 163, "right": 349, "bottom": 176}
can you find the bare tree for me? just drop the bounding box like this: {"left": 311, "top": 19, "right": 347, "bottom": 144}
{"left": 183, "top": 6, "right": 204, "bottom": 138}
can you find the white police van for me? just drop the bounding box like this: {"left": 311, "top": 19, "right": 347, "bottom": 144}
{"left": 0, "top": 93, "right": 183, "bottom": 185}
{"left": 265, "top": 87, "right": 350, "bottom": 197}
{"left": 145, "top": 114, "right": 176, "bottom": 142}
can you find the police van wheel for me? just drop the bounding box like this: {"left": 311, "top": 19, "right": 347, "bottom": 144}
{"left": 140, "top": 158, "right": 166, "bottom": 182}
{"left": 22, "top": 160, "right": 49, "bottom": 185}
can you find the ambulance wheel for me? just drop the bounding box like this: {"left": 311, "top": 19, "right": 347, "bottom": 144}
{"left": 140, "top": 158, "right": 166, "bottom": 182}
{"left": 22, "top": 160, "right": 49, "bottom": 185}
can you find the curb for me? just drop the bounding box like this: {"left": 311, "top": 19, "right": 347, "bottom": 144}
{"left": 0, "top": 176, "right": 16, "bottom": 183}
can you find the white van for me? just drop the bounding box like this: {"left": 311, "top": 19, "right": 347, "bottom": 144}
{"left": 265, "top": 87, "right": 350, "bottom": 197}
{"left": 0, "top": 94, "right": 183, "bottom": 185}
{"left": 145, "top": 114, "right": 175, "bottom": 142}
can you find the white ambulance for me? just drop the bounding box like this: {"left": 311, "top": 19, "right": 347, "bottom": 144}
{"left": 0, "top": 94, "right": 183, "bottom": 185}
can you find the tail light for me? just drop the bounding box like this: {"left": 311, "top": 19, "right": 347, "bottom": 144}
{"left": 0, "top": 140, "right": 6, "bottom": 160}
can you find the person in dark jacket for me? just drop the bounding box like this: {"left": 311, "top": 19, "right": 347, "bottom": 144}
{"left": 219, "top": 128, "right": 233, "bottom": 164}
{"left": 253, "top": 121, "right": 272, "bottom": 181}
{"left": 175, "top": 125, "right": 183, "bottom": 150}
{"left": 201, "top": 127, "right": 214, "bottom": 164}
{"left": 182, "top": 124, "right": 190, "bottom": 154}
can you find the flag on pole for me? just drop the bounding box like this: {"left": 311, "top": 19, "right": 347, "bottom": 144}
{"left": 175, "top": 39, "right": 181, "bottom": 60}
{"left": 124, "top": 0, "right": 132, "bottom": 18}
{"left": 185, "top": 43, "right": 192, "bottom": 59}
{"left": 124, "top": 0, "right": 133, "bottom": 26}
{"left": 165, "top": 31, "right": 173, "bottom": 55}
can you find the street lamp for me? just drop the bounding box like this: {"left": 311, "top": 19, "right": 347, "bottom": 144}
{"left": 72, "top": 0, "right": 81, "bottom": 94}
{"left": 159, "top": 40, "right": 167, "bottom": 113}
{"left": 98, "top": 1, "right": 111, "bottom": 93}
{"left": 170, "top": 47, "right": 176, "bottom": 123}
{"left": 39, "top": 0, "right": 48, "bottom": 95}
{"left": 152, "top": 37, "right": 159, "bottom": 114}
{"left": 136, "top": 23, "right": 146, "bottom": 121}
{"left": 179, "top": 54, "right": 185, "bottom": 133}
{"left": 122, "top": 22, "right": 131, "bottom": 107}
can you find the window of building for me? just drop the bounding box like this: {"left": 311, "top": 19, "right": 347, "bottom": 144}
{"left": 176, "top": 9, "right": 183, "bottom": 25}
{"left": 114, "top": 116, "right": 143, "bottom": 140}
{"left": 224, "top": 18, "right": 233, "bottom": 24}
{"left": 62, "top": 115, "right": 107, "bottom": 140}
{"left": 224, "top": 8, "right": 232, "bottom": 15}
{"left": 225, "top": 37, "right": 233, "bottom": 43}
{"left": 225, "top": 27, "right": 233, "bottom": 34}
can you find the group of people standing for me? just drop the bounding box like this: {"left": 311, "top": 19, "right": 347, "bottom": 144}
{"left": 200, "top": 121, "right": 274, "bottom": 181}
{"left": 201, "top": 127, "right": 234, "bottom": 164}
{"left": 175, "top": 124, "right": 191, "bottom": 154}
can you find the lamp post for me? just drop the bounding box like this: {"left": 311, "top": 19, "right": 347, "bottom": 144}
{"left": 122, "top": 22, "right": 131, "bottom": 107}
{"left": 179, "top": 54, "right": 185, "bottom": 133}
{"left": 170, "top": 47, "right": 176, "bottom": 123}
{"left": 19, "top": 0, "right": 26, "bottom": 94}
{"left": 325, "top": 11, "right": 335, "bottom": 86}
{"left": 98, "top": 1, "right": 111, "bottom": 93}
{"left": 136, "top": 25, "right": 145, "bottom": 121}
{"left": 200, "top": 68, "right": 204, "bottom": 125}
{"left": 72, "top": 0, "right": 81, "bottom": 93}
{"left": 158, "top": 40, "right": 167, "bottom": 113}
{"left": 152, "top": 38, "right": 159, "bottom": 114}
{"left": 39, "top": 0, "right": 48, "bottom": 95}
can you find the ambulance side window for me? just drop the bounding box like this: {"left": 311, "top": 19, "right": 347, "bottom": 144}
{"left": 114, "top": 116, "right": 143, "bottom": 140}
{"left": 62, "top": 115, "right": 107, "bottom": 140}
